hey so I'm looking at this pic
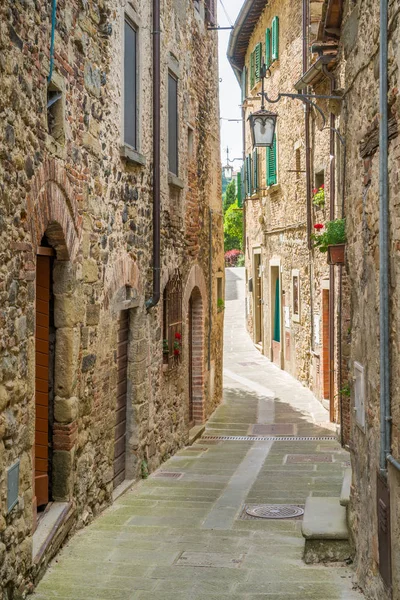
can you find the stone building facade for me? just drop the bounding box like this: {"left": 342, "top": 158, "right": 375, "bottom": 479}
{"left": 228, "top": 0, "right": 343, "bottom": 423}
{"left": 0, "top": 0, "right": 223, "bottom": 595}
{"left": 315, "top": 0, "right": 400, "bottom": 598}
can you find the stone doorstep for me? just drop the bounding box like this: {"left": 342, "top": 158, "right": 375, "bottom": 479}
{"left": 302, "top": 497, "right": 349, "bottom": 540}
{"left": 32, "top": 501, "right": 74, "bottom": 575}
{"left": 302, "top": 497, "right": 352, "bottom": 564}
{"left": 340, "top": 467, "right": 352, "bottom": 507}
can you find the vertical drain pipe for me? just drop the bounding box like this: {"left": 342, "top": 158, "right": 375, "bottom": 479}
{"left": 303, "top": 0, "right": 314, "bottom": 353}
{"left": 48, "top": 0, "right": 57, "bottom": 82}
{"left": 208, "top": 209, "right": 212, "bottom": 370}
{"left": 146, "top": 0, "right": 161, "bottom": 310}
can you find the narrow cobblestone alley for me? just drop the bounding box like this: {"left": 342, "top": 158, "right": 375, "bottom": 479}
{"left": 32, "top": 268, "right": 363, "bottom": 600}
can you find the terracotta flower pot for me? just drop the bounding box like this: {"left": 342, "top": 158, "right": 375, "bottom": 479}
{"left": 327, "top": 244, "right": 345, "bottom": 265}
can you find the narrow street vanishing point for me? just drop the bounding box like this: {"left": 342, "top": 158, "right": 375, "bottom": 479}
{"left": 32, "top": 269, "right": 363, "bottom": 600}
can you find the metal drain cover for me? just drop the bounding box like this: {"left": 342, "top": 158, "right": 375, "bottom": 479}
{"left": 245, "top": 504, "right": 304, "bottom": 519}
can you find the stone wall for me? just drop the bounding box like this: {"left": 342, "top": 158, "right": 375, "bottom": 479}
{"left": 335, "top": 0, "right": 400, "bottom": 597}
{"left": 0, "top": 0, "right": 223, "bottom": 595}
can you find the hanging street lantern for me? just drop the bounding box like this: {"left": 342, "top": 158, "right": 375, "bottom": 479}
{"left": 248, "top": 109, "right": 278, "bottom": 148}
{"left": 222, "top": 163, "right": 233, "bottom": 180}
{"left": 248, "top": 61, "right": 278, "bottom": 148}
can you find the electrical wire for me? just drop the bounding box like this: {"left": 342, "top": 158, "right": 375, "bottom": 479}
{"left": 219, "top": 0, "right": 234, "bottom": 26}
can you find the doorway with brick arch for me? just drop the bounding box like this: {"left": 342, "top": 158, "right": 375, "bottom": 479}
{"left": 188, "top": 287, "right": 204, "bottom": 426}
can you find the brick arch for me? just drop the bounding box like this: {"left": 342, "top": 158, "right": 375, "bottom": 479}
{"left": 104, "top": 256, "right": 141, "bottom": 310}
{"left": 182, "top": 263, "right": 208, "bottom": 315}
{"left": 26, "top": 159, "right": 82, "bottom": 261}
{"left": 183, "top": 264, "right": 207, "bottom": 425}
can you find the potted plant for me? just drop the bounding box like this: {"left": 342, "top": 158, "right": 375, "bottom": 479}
{"left": 312, "top": 184, "right": 325, "bottom": 209}
{"left": 312, "top": 219, "right": 346, "bottom": 265}
{"left": 173, "top": 332, "right": 182, "bottom": 359}
{"left": 217, "top": 298, "right": 225, "bottom": 313}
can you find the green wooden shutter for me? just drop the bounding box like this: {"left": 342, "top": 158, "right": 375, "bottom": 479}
{"left": 237, "top": 171, "right": 242, "bottom": 207}
{"left": 245, "top": 155, "right": 250, "bottom": 196}
{"left": 265, "top": 28, "right": 271, "bottom": 69}
{"left": 273, "top": 278, "right": 281, "bottom": 342}
{"left": 266, "top": 136, "right": 277, "bottom": 186}
{"left": 272, "top": 17, "right": 279, "bottom": 61}
{"left": 241, "top": 67, "right": 247, "bottom": 104}
{"left": 253, "top": 149, "right": 258, "bottom": 193}
{"left": 250, "top": 52, "right": 255, "bottom": 89}
{"left": 255, "top": 42, "right": 262, "bottom": 81}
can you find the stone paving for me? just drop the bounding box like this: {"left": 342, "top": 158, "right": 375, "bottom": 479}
{"left": 33, "top": 268, "right": 364, "bottom": 599}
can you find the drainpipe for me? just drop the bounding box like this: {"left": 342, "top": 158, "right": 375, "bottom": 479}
{"left": 208, "top": 209, "right": 212, "bottom": 370}
{"left": 324, "top": 67, "right": 336, "bottom": 424}
{"left": 379, "top": 0, "right": 400, "bottom": 473}
{"left": 48, "top": 0, "right": 57, "bottom": 82}
{"left": 146, "top": 0, "right": 161, "bottom": 310}
{"left": 303, "top": 0, "right": 314, "bottom": 352}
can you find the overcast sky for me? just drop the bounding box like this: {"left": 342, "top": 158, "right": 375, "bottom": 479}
{"left": 218, "top": 0, "right": 245, "bottom": 167}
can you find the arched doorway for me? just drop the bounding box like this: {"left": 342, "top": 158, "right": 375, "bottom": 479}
{"left": 188, "top": 287, "right": 204, "bottom": 425}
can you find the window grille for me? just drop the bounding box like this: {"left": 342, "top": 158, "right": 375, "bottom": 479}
{"left": 163, "top": 273, "right": 182, "bottom": 367}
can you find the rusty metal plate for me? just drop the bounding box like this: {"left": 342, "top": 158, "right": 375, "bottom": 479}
{"left": 153, "top": 472, "right": 183, "bottom": 479}
{"left": 286, "top": 454, "right": 333, "bottom": 464}
{"left": 176, "top": 551, "right": 244, "bottom": 568}
{"left": 245, "top": 504, "right": 304, "bottom": 520}
{"left": 249, "top": 424, "right": 296, "bottom": 436}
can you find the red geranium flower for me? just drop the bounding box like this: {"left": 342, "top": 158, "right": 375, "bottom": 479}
{"left": 174, "top": 349, "right": 180, "bottom": 356}
{"left": 175, "top": 332, "right": 181, "bottom": 340}
{"left": 314, "top": 223, "right": 324, "bottom": 230}
{"left": 320, "top": 184, "right": 325, "bottom": 189}
{"left": 312, "top": 188, "right": 318, "bottom": 194}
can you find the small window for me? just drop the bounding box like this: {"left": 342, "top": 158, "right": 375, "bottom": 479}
{"left": 168, "top": 73, "right": 179, "bottom": 176}
{"left": 315, "top": 170, "right": 324, "bottom": 190}
{"left": 354, "top": 362, "right": 365, "bottom": 431}
{"left": 217, "top": 276, "right": 224, "bottom": 312}
{"left": 291, "top": 269, "right": 300, "bottom": 322}
{"left": 47, "top": 82, "right": 64, "bottom": 143}
{"left": 124, "top": 18, "right": 138, "bottom": 149}
{"left": 162, "top": 273, "right": 182, "bottom": 368}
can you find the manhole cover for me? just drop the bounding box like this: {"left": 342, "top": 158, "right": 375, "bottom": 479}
{"left": 249, "top": 424, "right": 296, "bottom": 436}
{"left": 286, "top": 454, "right": 333, "bottom": 463}
{"left": 153, "top": 472, "right": 183, "bottom": 479}
{"left": 244, "top": 504, "right": 304, "bottom": 519}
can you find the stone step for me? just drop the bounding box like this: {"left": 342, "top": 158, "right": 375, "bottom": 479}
{"left": 340, "top": 467, "right": 352, "bottom": 507}
{"left": 302, "top": 496, "right": 352, "bottom": 564}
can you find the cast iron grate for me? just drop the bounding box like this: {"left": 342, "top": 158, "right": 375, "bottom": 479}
{"left": 153, "top": 472, "right": 183, "bottom": 479}
{"left": 239, "top": 504, "right": 305, "bottom": 520}
{"left": 249, "top": 424, "right": 296, "bottom": 436}
{"left": 202, "top": 435, "right": 337, "bottom": 442}
{"left": 286, "top": 454, "right": 333, "bottom": 463}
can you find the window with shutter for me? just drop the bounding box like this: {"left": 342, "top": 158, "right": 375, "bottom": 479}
{"left": 272, "top": 17, "right": 279, "bottom": 61}
{"left": 250, "top": 52, "right": 255, "bottom": 89}
{"left": 255, "top": 42, "right": 262, "bottom": 81}
{"left": 265, "top": 28, "right": 271, "bottom": 69}
{"left": 266, "top": 135, "right": 277, "bottom": 186}
{"left": 241, "top": 67, "right": 247, "bottom": 104}
{"left": 253, "top": 149, "right": 258, "bottom": 193}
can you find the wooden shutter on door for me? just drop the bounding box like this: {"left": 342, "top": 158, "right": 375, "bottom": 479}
{"left": 267, "top": 136, "right": 277, "bottom": 186}
{"left": 114, "top": 311, "right": 129, "bottom": 489}
{"left": 35, "top": 255, "right": 51, "bottom": 507}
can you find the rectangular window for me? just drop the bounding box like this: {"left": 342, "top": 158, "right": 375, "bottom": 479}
{"left": 124, "top": 19, "right": 137, "bottom": 149}
{"left": 168, "top": 73, "right": 179, "bottom": 176}
{"left": 291, "top": 269, "right": 300, "bottom": 322}
{"left": 354, "top": 362, "right": 365, "bottom": 431}
{"left": 266, "top": 135, "right": 277, "bottom": 186}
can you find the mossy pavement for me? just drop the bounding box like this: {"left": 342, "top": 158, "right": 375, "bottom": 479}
{"left": 33, "top": 269, "right": 363, "bottom": 599}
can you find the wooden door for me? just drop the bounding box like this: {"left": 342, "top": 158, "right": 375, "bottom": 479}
{"left": 35, "top": 255, "right": 51, "bottom": 507}
{"left": 113, "top": 311, "right": 129, "bottom": 489}
{"left": 188, "top": 297, "right": 194, "bottom": 425}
